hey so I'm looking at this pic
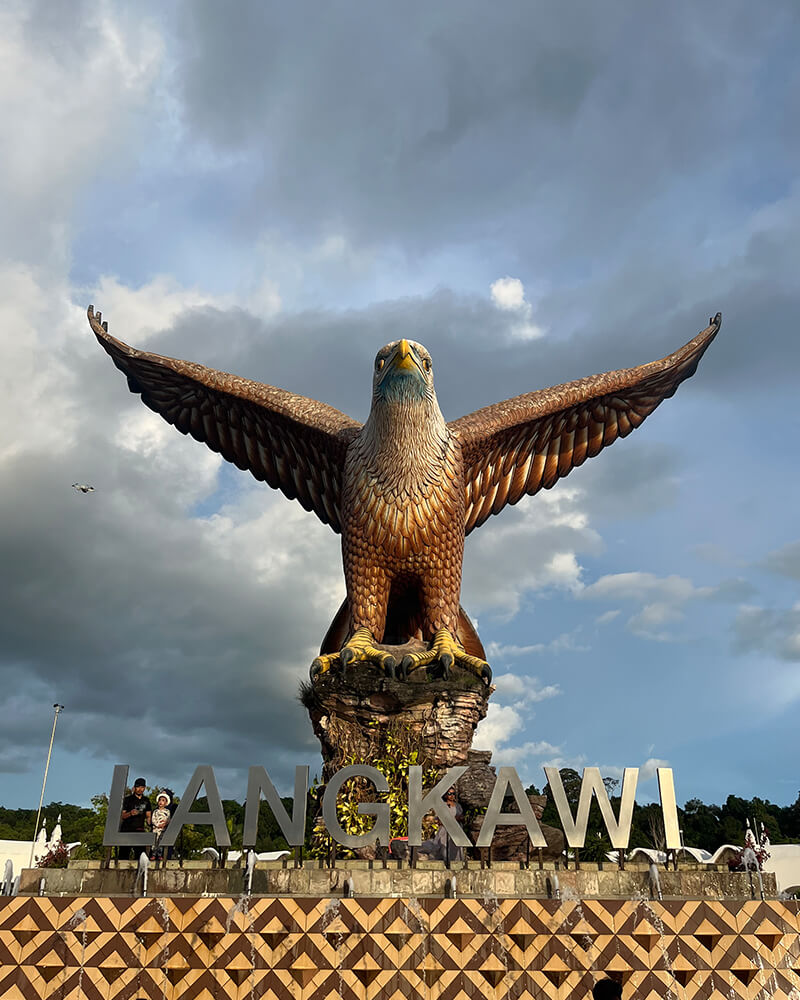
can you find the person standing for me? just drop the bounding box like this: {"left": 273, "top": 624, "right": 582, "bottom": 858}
{"left": 150, "top": 791, "right": 172, "bottom": 860}
{"left": 118, "top": 778, "right": 152, "bottom": 860}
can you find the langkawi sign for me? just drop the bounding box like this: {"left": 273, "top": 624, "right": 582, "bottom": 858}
{"left": 103, "top": 763, "right": 682, "bottom": 852}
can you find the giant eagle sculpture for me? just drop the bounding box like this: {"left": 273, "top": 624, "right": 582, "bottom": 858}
{"left": 89, "top": 306, "right": 721, "bottom": 684}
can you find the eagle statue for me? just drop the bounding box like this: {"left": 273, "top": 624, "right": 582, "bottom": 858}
{"left": 88, "top": 306, "right": 721, "bottom": 685}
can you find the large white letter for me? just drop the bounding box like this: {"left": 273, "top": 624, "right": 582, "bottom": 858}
{"left": 407, "top": 766, "right": 470, "bottom": 848}
{"left": 657, "top": 768, "right": 681, "bottom": 849}
{"left": 243, "top": 766, "right": 308, "bottom": 847}
{"left": 544, "top": 766, "right": 638, "bottom": 849}
{"left": 322, "top": 765, "right": 390, "bottom": 849}
{"left": 161, "top": 766, "right": 231, "bottom": 848}
{"left": 476, "top": 767, "right": 547, "bottom": 848}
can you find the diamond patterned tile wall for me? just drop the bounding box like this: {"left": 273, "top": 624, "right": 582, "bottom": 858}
{"left": 1, "top": 896, "right": 799, "bottom": 999}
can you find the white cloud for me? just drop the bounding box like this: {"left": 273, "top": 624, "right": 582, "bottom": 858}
{"left": 90, "top": 274, "right": 238, "bottom": 346}
{"left": 491, "top": 672, "right": 562, "bottom": 704}
{"left": 486, "top": 630, "right": 588, "bottom": 661}
{"left": 0, "top": 2, "right": 163, "bottom": 268}
{"left": 473, "top": 703, "right": 524, "bottom": 751}
{"left": 0, "top": 268, "right": 83, "bottom": 461}
{"left": 490, "top": 276, "right": 527, "bottom": 311}
{"left": 474, "top": 700, "right": 564, "bottom": 786}
{"left": 640, "top": 757, "right": 670, "bottom": 783}
{"left": 581, "top": 572, "right": 704, "bottom": 603}
{"left": 492, "top": 741, "right": 563, "bottom": 770}
{"left": 580, "top": 571, "right": 724, "bottom": 641}
{"left": 489, "top": 276, "right": 545, "bottom": 341}
{"left": 463, "top": 486, "right": 602, "bottom": 619}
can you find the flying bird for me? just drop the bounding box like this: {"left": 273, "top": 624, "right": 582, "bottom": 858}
{"left": 72, "top": 483, "right": 95, "bottom": 493}
{"left": 88, "top": 305, "right": 721, "bottom": 684}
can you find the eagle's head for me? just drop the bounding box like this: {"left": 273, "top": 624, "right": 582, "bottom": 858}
{"left": 372, "top": 339, "right": 435, "bottom": 404}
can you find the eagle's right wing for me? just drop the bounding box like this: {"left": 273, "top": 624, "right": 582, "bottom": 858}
{"left": 450, "top": 314, "right": 721, "bottom": 535}
{"left": 89, "top": 306, "right": 361, "bottom": 533}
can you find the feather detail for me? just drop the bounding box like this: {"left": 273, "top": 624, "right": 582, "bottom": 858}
{"left": 452, "top": 314, "right": 721, "bottom": 532}
{"left": 558, "top": 430, "right": 575, "bottom": 476}
{"left": 572, "top": 423, "right": 589, "bottom": 467}
{"left": 603, "top": 410, "right": 619, "bottom": 446}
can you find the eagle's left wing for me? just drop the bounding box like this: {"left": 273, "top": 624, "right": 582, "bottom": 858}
{"left": 449, "top": 313, "right": 721, "bottom": 535}
{"left": 89, "top": 306, "right": 361, "bottom": 532}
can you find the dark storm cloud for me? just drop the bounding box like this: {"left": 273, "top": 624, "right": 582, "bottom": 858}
{"left": 6, "top": 188, "right": 794, "bottom": 787}
{"left": 4, "top": 0, "right": 800, "bottom": 805}
{"left": 172, "top": 0, "right": 797, "bottom": 260}
{"left": 0, "top": 324, "right": 340, "bottom": 785}
{"left": 0, "top": 282, "right": 703, "bottom": 785}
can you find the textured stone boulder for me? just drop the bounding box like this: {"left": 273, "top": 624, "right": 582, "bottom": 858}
{"left": 301, "top": 660, "right": 492, "bottom": 780}
{"left": 469, "top": 811, "right": 566, "bottom": 862}
{"left": 454, "top": 749, "right": 497, "bottom": 809}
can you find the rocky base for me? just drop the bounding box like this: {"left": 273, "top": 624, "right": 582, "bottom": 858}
{"left": 301, "top": 659, "right": 492, "bottom": 780}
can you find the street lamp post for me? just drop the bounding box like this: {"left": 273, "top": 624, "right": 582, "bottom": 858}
{"left": 28, "top": 704, "right": 64, "bottom": 869}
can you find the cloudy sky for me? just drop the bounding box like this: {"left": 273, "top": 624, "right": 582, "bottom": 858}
{"left": 2, "top": 0, "right": 799, "bottom": 820}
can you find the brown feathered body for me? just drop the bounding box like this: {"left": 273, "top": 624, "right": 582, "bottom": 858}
{"left": 341, "top": 391, "right": 466, "bottom": 645}
{"left": 87, "top": 307, "right": 721, "bottom": 663}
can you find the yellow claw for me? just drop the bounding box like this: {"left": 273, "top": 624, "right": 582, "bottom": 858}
{"left": 310, "top": 652, "right": 338, "bottom": 680}
{"left": 400, "top": 629, "right": 492, "bottom": 684}
{"left": 310, "top": 628, "right": 397, "bottom": 681}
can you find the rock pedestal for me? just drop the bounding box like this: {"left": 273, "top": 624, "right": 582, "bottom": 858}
{"left": 301, "top": 661, "right": 492, "bottom": 780}
{"left": 302, "top": 668, "right": 569, "bottom": 862}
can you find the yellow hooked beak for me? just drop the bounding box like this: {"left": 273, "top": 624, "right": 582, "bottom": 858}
{"left": 393, "top": 339, "right": 417, "bottom": 372}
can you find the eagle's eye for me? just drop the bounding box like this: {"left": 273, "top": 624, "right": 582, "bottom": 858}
{"left": 423, "top": 358, "right": 432, "bottom": 373}
{"left": 376, "top": 358, "right": 385, "bottom": 371}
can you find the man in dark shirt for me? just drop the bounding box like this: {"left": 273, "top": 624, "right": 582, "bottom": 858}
{"left": 118, "top": 777, "right": 152, "bottom": 859}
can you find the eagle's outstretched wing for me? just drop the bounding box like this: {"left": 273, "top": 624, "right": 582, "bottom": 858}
{"left": 89, "top": 306, "right": 361, "bottom": 532}
{"left": 450, "top": 313, "right": 721, "bottom": 535}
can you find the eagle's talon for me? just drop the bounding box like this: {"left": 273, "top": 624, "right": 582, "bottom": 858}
{"left": 313, "top": 628, "right": 399, "bottom": 679}
{"left": 481, "top": 665, "right": 492, "bottom": 685}
{"left": 310, "top": 653, "right": 338, "bottom": 682}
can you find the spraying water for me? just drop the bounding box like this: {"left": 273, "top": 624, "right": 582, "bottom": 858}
{"left": 1, "top": 860, "right": 13, "bottom": 896}
{"left": 741, "top": 847, "right": 765, "bottom": 899}
{"left": 648, "top": 862, "right": 663, "bottom": 901}
{"left": 135, "top": 852, "right": 149, "bottom": 897}
{"left": 245, "top": 850, "right": 256, "bottom": 897}
{"left": 68, "top": 907, "right": 89, "bottom": 998}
